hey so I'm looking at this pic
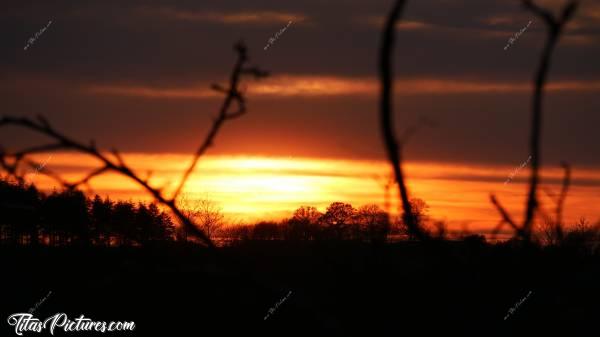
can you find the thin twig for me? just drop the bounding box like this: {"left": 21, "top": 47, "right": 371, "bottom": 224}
{"left": 490, "top": 194, "right": 527, "bottom": 239}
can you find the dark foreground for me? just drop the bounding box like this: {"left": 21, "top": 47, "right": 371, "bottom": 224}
{"left": 1, "top": 240, "right": 599, "bottom": 336}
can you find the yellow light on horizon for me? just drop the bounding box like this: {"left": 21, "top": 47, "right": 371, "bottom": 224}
{"left": 22, "top": 152, "right": 600, "bottom": 231}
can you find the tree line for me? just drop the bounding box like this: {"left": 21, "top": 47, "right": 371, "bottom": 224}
{"left": 220, "top": 200, "right": 432, "bottom": 244}
{"left": 0, "top": 179, "right": 174, "bottom": 246}
{"left": 1, "top": 178, "right": 422, "bottom": 246}
{"left": 2, "top": 178, "right": 598, "bottom": 249}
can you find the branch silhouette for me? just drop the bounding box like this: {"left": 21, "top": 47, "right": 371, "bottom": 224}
{"left": 172, "top": 41, "right": 268, "bottom": 200}
{"left": 541, "top": 162, "right": 570, "bottom": 241}
{"left": 554, "top": 162, "right": 571, "bottom": 228}
{"left": 491, "top": 0, "right": 578, "bottom": 241}
{"left": 0, "top": 41, "right": 268, "bottom": 248}
{"left": 379, "top": 0, "right": 428, "bottom": 241}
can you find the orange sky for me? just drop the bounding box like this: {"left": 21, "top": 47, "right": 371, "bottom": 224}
{"left": 3, "top": 0, "right": 600, "bottom": 241}
{"left": 24, "top": 152, "right": 600, "bottom": 234}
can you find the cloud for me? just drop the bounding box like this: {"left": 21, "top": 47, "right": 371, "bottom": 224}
{"left": 360, "top": 15, "right": 534, "bottom": 42}
{"left": 483, "top": 16, "right": 524, "bottom": 26}
{"left": 86, "top": 84, "right": 218, "bottom": 99}
{"left": 481, "top": 15, "right": 596, "bottom": 46}
{"left": 85, "top": 76, "right": 600, "bottom": 99}
{"left": 362, "top": 16, "right": 434, "bottom": 30}
{"left": 139, "top": 7, "right": 307, "bottom": 25}
{"left": 562, "top": 34, "right": 597, "bottom": 46}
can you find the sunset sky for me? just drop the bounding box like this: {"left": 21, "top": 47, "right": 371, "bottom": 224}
{"left": 2, "top": 0, "right": 600, "bottom": 233}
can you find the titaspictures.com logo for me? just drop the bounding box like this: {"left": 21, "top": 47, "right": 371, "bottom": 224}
{"left": 7, "top": 313, "right": 135, "bottom": 335}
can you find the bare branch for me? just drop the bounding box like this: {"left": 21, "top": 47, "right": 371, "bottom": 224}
{"left": 379, "top": 0, "right": 428, "bottom": 241}
{"left": 110, "top": 148, "right": 127, "bottom": 167}
{"left": 25, "top": 158, "right": 67, "bottom": 184}
{"left": 490, "top": 195, "right": 518, "bottom": 229}
{"left": 522, "top": 0, "right": 578, "bottom": 236}
{"left": 491, "top": 0, "right": 579, "bottom": 241}
{"left": 0, "top": 117, "right": 214, "bottom": 246}
{"left": 35, "top": 115, "right": 51, "bottom": 130}
{"left": 172, "top": 41, "right": 268, "bottom": 200}
{"left": 489, "top": 194, "right": 532, "bottom": 241}
{"left": 522, "top": 0, "right": 556, "bottom": 27}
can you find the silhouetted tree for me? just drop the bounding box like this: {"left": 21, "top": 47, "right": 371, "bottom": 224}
{"left": 321, "top": 202, "right": 356, "bottom": 240}
{"left": 0, "top": 180, "right": 40, "bottom": 245}
{"left": 147, "top": 203, "right": 175, "bottom": 242}
{"left": 112, "top": 201, "right": 136, "bottom": 245}
{"left": 135, "top": 203, "right": 153, "bottom": 243}
{"left": 0, "top": 178, "right": 188, "bottom": 247}
{"left": 178, "top": 195, "right": 224, "bottom": 241}
{"left": 42, "top": 189, "right": 90, "bottom": 246}
{"left": 357, "top": 204, "right": 390, "bottom": 243}
{"left": 90, "top": 195, "right": 113, "bottom": 246}
{"left": 193, "top": 199, "right": 224, "bottom": 241}
{"left": 287, "top": 206, "right": 322, "bottom": 241}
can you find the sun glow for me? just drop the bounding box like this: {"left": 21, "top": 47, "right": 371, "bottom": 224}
{"left": 24, "top": 153, "right": 600, "bottom": 232}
